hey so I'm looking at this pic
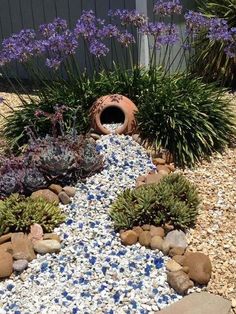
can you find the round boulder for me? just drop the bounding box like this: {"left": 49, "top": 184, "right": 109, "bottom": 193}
{"left": 120, "top": 230, "right": 138, "bottom": 246}
{"left": 183, "top": 252, "right": 212, "bottom": 285}
{"left": 0, "top": 252, "right": 13, "bottom": 278}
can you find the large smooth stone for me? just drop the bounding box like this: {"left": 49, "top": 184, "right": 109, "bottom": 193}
{"left": 0, "top": 252, "right": 13, "bottom": 278}
{"left": 0, "top": 233, "right": 12, "bottom": 245}
{"left": 150, "top": 236, "right": 163, "bottom": 250}
{"left": 120, "top": 230, "right": 138, "bottom": 246}
{"left": 12, "top": 233, "right": 36, "bottom": 262}
{"left": 165, "top": 230, "right": 188, "bottom": 249}
{"left": 183, "top": 252, "right": 212, "bottom": 285}
{"left": 158, "top": 292, "right": 232, "bottom": 314}
{"left": 43, "top": 233, "right": 61, "bottom": 243}
{"left": 31, "top": 189, "right": 59, "bottom": 205}
{"left": 62, "top": 186, "right": 76, "bottom": 197}
{"left": 33, "top": 240, "right": 61, "bottom": 254}
{"left": 49, "top": 184, "right": 63, "bottom": 195}
{"left": 58, "top": 191, "right": 71, "bottom": 205}
{"left": 28, "top": 224, "right": 43, "bottom": 243}
{"left": 139, "top": 231, "right": 152, "bottom": 247}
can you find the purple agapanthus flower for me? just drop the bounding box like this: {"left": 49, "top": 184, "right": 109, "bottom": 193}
{"left": 109, "top": 9, "right": 147, "bottom": 28}
{"left": 117, "top": 31, "right": 135, "bottom": 47}
{"left": 224, "top": 27, "right": 236, "bottom": 58}
{"left": 0, "top": 29, "right": 40, "bottom": 63}
{"left": 39, "top": 18, "right": 68, "bottom": 39}
{"left": 97, "top": 24, "right": 120, "bottom": 39}
{"left": 74, "top": 10, "right": 104, "bottom": 40}
{"left": 89, "top": 39, "right": 109, "bottom": 57}
{"left": 185, "top": 11, "right": 211, "bottom": 35}
{"left": 207, "top": 18, "right": 231, "bottom": 41}
{"left": 154, "top": 0, "right": 182, "bottom": 16}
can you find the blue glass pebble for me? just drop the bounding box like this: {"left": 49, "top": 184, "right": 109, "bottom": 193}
{"left": 7, "top": 284, "right": 14, "bottom": 291}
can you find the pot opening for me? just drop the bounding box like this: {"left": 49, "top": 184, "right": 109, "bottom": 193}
{"left": 100, "top": 105, "right": 125, "bottom": 132}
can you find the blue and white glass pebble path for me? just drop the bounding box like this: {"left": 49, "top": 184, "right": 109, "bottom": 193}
{"left": 0, "top": 134, "right": 182, "bottom": 314}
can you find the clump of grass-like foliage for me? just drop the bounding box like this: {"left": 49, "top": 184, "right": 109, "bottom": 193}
{"left": 136, "top": 74, "right": 236, "bottom": 167}
{"left": 0, "top": 193, "right": 65, "bottom": 236}
{"left": 110, "top": 173, "right": 200, "bottom": 231}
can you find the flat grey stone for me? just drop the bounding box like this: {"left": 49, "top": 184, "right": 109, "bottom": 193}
{"left": 158, "top": 292, "right": 231, "bottom": 314}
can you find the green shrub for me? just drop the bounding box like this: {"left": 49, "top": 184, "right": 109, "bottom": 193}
{"left": 136, "top": 74, "right": 236, "bottom": 167}
{"left": 110, "top": 173, "right": 200, "bottom": 231}
{"left": 0, "top": 194, "right": 65, "bottom": 236}
{"left": 193, "top": 0, "right": 236, "bottom": 86}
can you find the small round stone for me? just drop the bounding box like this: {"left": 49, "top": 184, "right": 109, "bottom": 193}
{"left": 150, "top": 236, "right": 163, "bottom": 250}
{"left": 120, "top": 230, "right": 138, "bottom": 246}
{"left": 138, "top": 231, "right": 152, "bottom": 247}
{"left": 13, "top": 260, "right": 28, "bottom": 272}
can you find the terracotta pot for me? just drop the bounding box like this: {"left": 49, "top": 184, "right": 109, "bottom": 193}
{"left": 90, "top": 94, "right": 138, "bottom": 135}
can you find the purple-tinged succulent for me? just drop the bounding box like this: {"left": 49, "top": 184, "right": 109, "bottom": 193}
{"left": 23, "top": 166, "right": 47, "bottom": 193}
{"left": 0, "top": 157, "right": 25, "bottom": 199}
{"left": 154, "top": 0, "right": 182, "bottom": 16}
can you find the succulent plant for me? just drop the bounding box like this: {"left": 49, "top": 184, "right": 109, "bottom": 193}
{"left": 79, "top": 139, "right": 103, "bottom": 177}
{"left": 23, "top": 166, "right": 47, "bottom": 193}
{"left": 0, "top": 193, "right": 65, "bottom": 236}
{"left": 110, "top": 173, "right": 200, "bottom": 231}
{"left": 0, "top": 157, "right": 25, "bottom": 199}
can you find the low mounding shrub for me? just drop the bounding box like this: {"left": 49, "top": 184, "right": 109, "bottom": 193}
{"left": 110, "top": 173, "right": 200, "bottom": 231}
{"left": 0, "top": 194, "right": 65, "bottom": 236}
{"left": 136, "top": 74, "right": 236, "bottom": 167}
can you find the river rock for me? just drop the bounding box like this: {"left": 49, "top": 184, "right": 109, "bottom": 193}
{"left": 58, "top": 191, "right": 71, "bottom": 205}
{"left": 11, "top": 233, "right": 36, "bottom": 261}
{"left": 153, "top": 158, "right": 166, "bottom": 165}
{"left": 28, "top": 224, "right": 43, "bottom": 243}
{"left": 167, "top": 270, "right": 194, "bottom": 295}
{"left": 120, "top": 230, "right": 138, "bottom": 245}
{"left": 13, "top": 259, "right": 28, "bottom": 272}
{"left": 150, "top": 226, "right": 165, "bottom": 238}
{"left": 0, "top": 252, "right": 13, "bottom": 278}
{"left": 33, "top": 240, "right": 61, "bottom": 254}
{"left": 43, "top": 233, "right": 61, "bottom": 243}
{"left": 183, "top": 252, "right": 212, "bottom": 284}
{"left": 132, "top": 226, "right": 143, "bottom": 237}
{"left": 0, "top": 233, "right": 12, "bottom": 245}
{"left": 142, "top": 224, "right": 151, "bottom": 231}
{"left": 150, "top": 236, "right": 164, "bottom": 250}
{"left": 49, "top": 184, "right": 63, "bottom": 195}
{"left": 139, "top": 231, "right": 151, "bottom": 247}
{"left": 145, "top": 173, "right": 164, "bottom": 185}
{"left": 172, "top": 255, "right": 185, "bottom": 266}
{"left": 169, "top": 247, "right": 185, "bottom": 257}
{"left": 31, "top": 189, "right": 59, "bottom": 205}
{"left": 156, "top": 165, "right": 171, "bottom": 174}
{"left": 0, "top": 242, "right": 13, "bottom": 254}
{"left": 165, "top": 230, "right": 188, "bottom": 249}
{"left": 161, "top": 239, "right": 171, "bottom": 255}
{"left": 62, "top": 186, "right": 76, "bottom": 197}
{"left": 166, "top": 260, "right": 182, "bottom": 272}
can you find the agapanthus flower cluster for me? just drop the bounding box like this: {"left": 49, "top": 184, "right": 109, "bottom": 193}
{"left": 184, "top": 11, "right": 211, "bottom": 35}
{"left": 154, "top": 0, "right": 182, "bottom": 16}
{"left": 0, "top": 29, "right": 41, "bottom": 64}
{"left": 207, "top": 18, "right": 231, "bottom": 41}
{"left": 224, "top": 28, "right": 236, "bottom": 58}
{"left": 109, "top": 9, "right": 147, "bottom": 28}
{"left": 39, "top": 17, "right": 68, "bottom": 39}
{"left": 117, "top": 30, "right": 136, "bottom": 47}
{"left": 141, "top": 22, "right": 179, "bottom": 47}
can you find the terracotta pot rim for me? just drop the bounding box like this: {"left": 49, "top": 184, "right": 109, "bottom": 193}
{"left": 96, "top": 103, "right": 129, "bottom": 135}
